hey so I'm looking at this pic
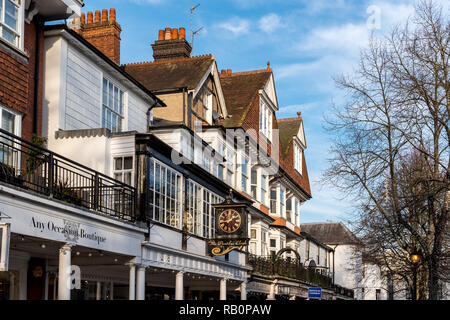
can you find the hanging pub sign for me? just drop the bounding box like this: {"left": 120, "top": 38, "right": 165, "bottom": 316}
{"left": 0, "top": 223, "right": 11, "bottom": 271}
{"left": 207, "top": 191, "right": 249, "bottom": 256}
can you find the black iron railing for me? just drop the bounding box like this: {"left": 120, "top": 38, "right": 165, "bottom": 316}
{"left": 248, "top": 254, "right": 334, "bottom": 289}
{"left": 0, "top": 128, "right": 137, "bottom": 222}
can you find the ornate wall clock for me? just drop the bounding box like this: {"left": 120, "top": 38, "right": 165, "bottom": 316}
{"left": 218, "top": 209, "right": 241, "bottom": 234}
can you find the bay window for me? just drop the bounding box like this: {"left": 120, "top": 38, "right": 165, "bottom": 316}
{"left": 187, "top": 179, "right": 222, "bottom": 238}
{"left": 148, "top": 158, "right": 182, "bottom": 229}
{"left": 0, "top": 0, "right": 22, "bottom": 48}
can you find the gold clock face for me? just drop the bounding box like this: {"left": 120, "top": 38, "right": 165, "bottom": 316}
{"left": 218, "top": 209, "right": 241, "bottom": 233}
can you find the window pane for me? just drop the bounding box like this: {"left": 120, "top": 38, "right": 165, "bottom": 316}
{"left": 1, "top": 110, "right": 15, "bottom": 133}
{"left": 124, "top": 157, "right": 133, "bottom": 170}
{"left": 119, "top": 91, "right": 123, "bottom": 115}
{"left": 114, "top": 157, "right": 123, "bottom": 170}
{"left": 2, "top": 28, "right": 16, "bottom": 44}
{"left": 108, "top": 82, "right": 113, "bottom": 107}
{"left": 102, "top": 79, "right": 108, "bottom": 105}
{"left": 5, "top": 1, "right": 18, "bottom": 31}
{"left": 113, "top": 87, "right": 119, "bottom": 112}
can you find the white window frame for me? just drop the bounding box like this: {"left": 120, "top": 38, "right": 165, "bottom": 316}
{"left": 260, "top": 170, "right": 268, "bottom": 206}
{"left": 259, "top": 99, "right": 273, "bottom": 141}
{"left": 240, "top": 152, "right": 249, "bottom": 194}
{"left": 102, "top": 77, "right": 124, "bottom": 133}
{"left": 0, "top": 104, "right": 21, "bottom": 170}
{"left": 187, "top": 179, "right": 223, "bottom": 238}
{"left": 148, "top": 158, "right": 183, "bottom": 230}
{"left": 294, "top": 142, "right": 303, "bottom": 175}
{"left": 0, "top": 0, "right": 24, "bottom": 50}
{"left": 112, "top": 155, "right": 134, "bottom": 186}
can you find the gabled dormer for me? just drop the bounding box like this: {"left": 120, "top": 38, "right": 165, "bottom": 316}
{"left": 277, "top": 114, "right": 311, "bottom": 199}
{"left": 123, "top": 27, "right": 227, "bottom": 130}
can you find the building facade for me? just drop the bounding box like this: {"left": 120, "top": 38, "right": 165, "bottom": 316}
{"left": 0, "top": 4, "right": 357, "bottom": 300}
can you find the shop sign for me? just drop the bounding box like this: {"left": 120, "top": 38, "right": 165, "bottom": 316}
{"left": 0, "top": 223, "right": 11, "bottom": 271}
{"left": 208, "top": 193, "right": 249, "bottom": 256}
{"left": 30, "top": 217, "right": 107, "bottom": 246}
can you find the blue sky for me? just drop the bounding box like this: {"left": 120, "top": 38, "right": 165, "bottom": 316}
{"left": 82, "top": 0, "right": 446, "bottom": 225}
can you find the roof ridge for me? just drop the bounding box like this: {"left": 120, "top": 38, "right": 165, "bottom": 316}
{"left": 277, "top": 117, "right": 302, "bottom": 123}
{"left": 220, "top": 68, "right": 272, "bottom": 78}
{"left": 122, "top": 54, "right": 214, "bottom": 68}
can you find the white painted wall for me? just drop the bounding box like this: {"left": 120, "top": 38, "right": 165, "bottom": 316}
{"left": 334, "top": 245, "right": 363, "bottom": 299}
{"left": 361, "top": 263, "right": 388, "bottom": 300}
{"left": 43, "top": 32, "right": 152, "bottom": 152}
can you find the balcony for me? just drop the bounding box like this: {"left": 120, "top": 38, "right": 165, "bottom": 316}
{"left": 0, "top": 128, "right": 137, "bottom": 222}
{"left": 248, "top": 254, "right": 355, "bottom": 298}
{"left": 248, "top": 254, "right": 334, "bottom": 289}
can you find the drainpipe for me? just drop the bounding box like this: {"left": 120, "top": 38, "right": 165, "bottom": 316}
{"left": 33, "top": 17, "right": 43, "bottom": 135}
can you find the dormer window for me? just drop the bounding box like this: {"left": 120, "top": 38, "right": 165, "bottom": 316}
{"left": 294, "top": 142, "right": 303, "bottom": 175}
{"left": 259, "top": 100, "right": 272, "bottom": 141}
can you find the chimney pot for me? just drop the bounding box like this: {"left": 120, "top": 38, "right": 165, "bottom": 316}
{"left": 110, "top": 8, "right": 116, "bottom": 22}
{"left": 81, "top": 13, "right": 86, "bottom": 24}
{"left": 172, "top": 28, "right": 179, "bottom": 40}
{"left": 158, "top": 29, "right": 165, "bottom": 40}
{"left": 102, "top": 9, "right": 108, "bottom": 22}
{"left": 227, "top": 69, "right": 232, "bottom": 76}
{"left": 297, "top": 112, "right": 302, "bottom": 118}
{"left": 179, "top": 28, "right": 186, "bottom": 39}
{"left": 164, "top": 27, "right": 172, "bottom": 40}
{"left": 94, "top": 10, "right": 101, "bottom": 23}
{"left": 87, "top": 11, "right": 93, "bottom": 24}
{"left": 152, "top": 26, "right": 192, "bottom": 61}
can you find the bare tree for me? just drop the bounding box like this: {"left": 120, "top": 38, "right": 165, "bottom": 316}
{"left": 323, "top": 0, "right": 449, "bottom": 299}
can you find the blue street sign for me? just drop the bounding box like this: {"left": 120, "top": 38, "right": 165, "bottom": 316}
{"left": 308, "top": 287, "right": 322, "bottom": 299}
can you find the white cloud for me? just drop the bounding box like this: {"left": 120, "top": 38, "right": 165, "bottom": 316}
{"left": 299, "top": 23, "right": 369, "bottom": 56}
{"left": 277, "top": 102, "right": 319, "bottom": 115}
{"left": 215, "top": 17, "right": 251, "bottom": 36}
{"left": 258, "top": 13, "right": 283, "bottom": 33}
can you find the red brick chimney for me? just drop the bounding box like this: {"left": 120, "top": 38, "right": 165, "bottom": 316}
{"left": 72, "top": 8, "right": 122, "bottom": 65}
{"left": 151, "top": 27, "right": 192, "bottom": 61}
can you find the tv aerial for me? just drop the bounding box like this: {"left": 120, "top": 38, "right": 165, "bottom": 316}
{"left": 190, "top": 4, "right": 203, "bottom": 48}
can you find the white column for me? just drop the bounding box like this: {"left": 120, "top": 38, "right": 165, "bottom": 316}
{"left": 136, "top": 265, "right": 146, "bottom": 300}
{"left": 57, "top": 244, "right": 72, "bottom": 300}
{"left": 220, "top": 278, "right": 227, "bottom": 300}
{"left": 267, "top": 282, "right": 276, "bottom": 300}
{"left": 96, "top": 282, "right": 101, "bottom": 300}
{"left": 109, "top": 282, "right": 114, "bottom": 300}
{"left": 240, "top": 281, "right": 247, "bottom": 300}
{"left": 129, "top": 264, "right": 136, "bottom": 300}
{"left": 175, "top": 271, "right": 184, "bottom": 300}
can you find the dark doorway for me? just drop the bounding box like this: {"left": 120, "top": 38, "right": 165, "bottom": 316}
{"left": 27, "top": 258, "right": 46, "bottom": 300}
